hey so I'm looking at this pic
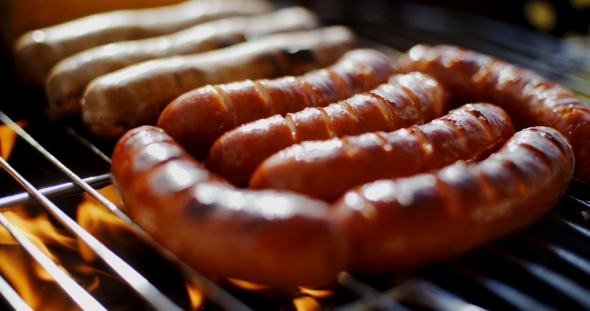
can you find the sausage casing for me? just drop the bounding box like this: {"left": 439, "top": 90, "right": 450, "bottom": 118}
{"left": 205, "top": 72, "right": 450, "bottom": 186}
{"left": 398, "top": 44, "right": 590, "bottom": 180}
{"left": 158, "top": 48, "right": 394, "bottom": 159}
{"left": 13, "top": 0, "right": 272, "bottom": 87}
{"left": 250, "top": 103, "right": 515, "bottom": 202}
{"left": 111, "top": 125, "right": 349, "bottom": 287}
{"left": 331, "top": 126, "right": 574, "bottom": 271}
{"left": 82, "top": 26, "right": 356, "bottom": 137}
{"left": 45, "top": 7, "right": 319, "bottom": 117}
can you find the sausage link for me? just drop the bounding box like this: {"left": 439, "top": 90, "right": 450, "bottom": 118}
{"left": 250, "top": 103, "right": 515, "bottom": 201}
{"left": 82, "top": 26, "right": 356, "bottom": 137}
{"left": 205, "top": 72, "right": 450, "bottom": 186}
{"left": 13, "top": 0, "right": 272, "bottom": 87}
{"left": 45, "top": 7, "right": 320, "bottom": 117}
{"left": 331, "top": 126, "right": 574, "bottom": 271}
{"left": 111, "top": 126, "right": 349, "bottom": 286}
{"left": 398, "top": 44, "right": 590, "bottom": 180}
{"left": 158, "top": 48, "right": 394, "bottom": 158}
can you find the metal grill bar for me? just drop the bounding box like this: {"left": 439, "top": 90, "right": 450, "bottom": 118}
{"left": 445, "top": 261, "right": 556, "bottom": 311}
{"left": 0, "top": 173, "right": 112, "bottom": 209}
{"left": 0, "top": 175, "right": 106, "bottom": 310}
{"left": 545, "top": 214, "right": 590, "bottom": 240}
{"left": 0, "top": 152, "right": 183, "bottom": 311}
{"left": 0, "top": 274, "right": 33, "bottom": 311}
{"left": 486, "top": 245, "right": 590, "bottom": 308}
{"left": 388, "top": 279, "right": 488, "bottom": 311}
{"left": 336, "top": 272, "right": 411, "bottom": 311}
{"left": 0, "top": 109, "right": 253, "bottom": 311}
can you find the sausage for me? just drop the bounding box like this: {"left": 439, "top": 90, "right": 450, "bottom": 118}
{"left": 111, "top": 125, "right": 349, "bottom": 287}
{"left": 331, "top": 126, "right": 574, "bottom": 271}
{"left": 250, "top": 103, "right": 515, "bottom": 202}
{"left": 12, "top": 0, "right": 272, "bottom": 87}
{"left": 81, "top": 26, "right": 356, "bottom": 137}
{"left": 398, "top": 44, "right": 590, "bottom": 181}
{"left": 45, "top": 7, "right": 320, "bottom": 117}
{"left": 205, "top": 71, "right": 450, "bottom": 186}
{"left": 158, "top": 48, "right": 395, "bottom": 159}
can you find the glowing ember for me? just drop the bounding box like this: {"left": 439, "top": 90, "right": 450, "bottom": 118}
{"left": 293, "top": 296, "right": 321, "bottom": 311}
{"left": 185, "top": 282, "right": 204, "bottom": 310}
{"left": 227, "top": 277, "right": 270, "bottom": 290}
{"left": 0, "top": 121, "right": 28, "bottom": 160}
{"left": 298, "top": 287, "right": 333, "bottom": 298}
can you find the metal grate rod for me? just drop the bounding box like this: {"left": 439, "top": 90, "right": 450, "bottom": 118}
{"left": 0, "top": 268, "right": 34, "bottom": 311}
{"left": 0, "top": 156, "right": 183, "bottom": 311}
{"left": 486, "top": 245, "right": 590, "bottom": 308}
{"left": 0, "top": 173, "right": 112, "bottom": 209}
{"left": 336, "top": 272, "right": 411, "bottom": 311}
{"left": 0, "top": 110, "right": 253, "bottom": 311}
{"left": 445, "top": 261, "right": 556, "bottom": 311}
{"left": 545, "top": 213, "right": 590, "bottom": 240}
{"left": 0, "top": 208, "right": 106, "bottom": 311}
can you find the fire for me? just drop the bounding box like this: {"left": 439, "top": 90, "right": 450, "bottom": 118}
{"left": 0, "top": 120, "right": 28, "bottom": 160}
{"left": 227, "top": 277, "right": 270, "bottom": 290}
{"left": 293, "top": 296, "right": 321, "bottom": 311}
{"left": 185, "top": 281, "right": 204, "bottom": 310}
{"left": 298, "top": 287, "right": 333, "bottom": 298}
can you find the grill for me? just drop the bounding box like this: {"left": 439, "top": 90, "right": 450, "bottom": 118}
{"left": 1, "top": 1, "right": 590, "bottom": 310}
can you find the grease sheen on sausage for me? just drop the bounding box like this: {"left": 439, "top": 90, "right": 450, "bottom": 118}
{"left": 398, "top": 44, "right": 590, "bottom": 181}
{"left": 45, "top": 7, "right": 319, "bottom": 117}
{"left": 159, "top": 48, "right": 394, "bottom": 159}
{"left": 332, "top": 126, "right": 574, "bottom": 271}
{"left": 250, "top": 103, "right": 515, "bottom": 202}
{"left": 82, "top": 26, "right": 356, "bottom": 137}
{"left": 205, "top": 71, "right": 449, "bottom": 186}
{"left": 111, "top": 125, "right": 349, "bottom": 287}
{"left": 13, "top": 0, "right": 272, "bottom": 87}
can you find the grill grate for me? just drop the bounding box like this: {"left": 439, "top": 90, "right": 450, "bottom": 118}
{"left": 1, "top": 2, "right": 590, "bottom": 310}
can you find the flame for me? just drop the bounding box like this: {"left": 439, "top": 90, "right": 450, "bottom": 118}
{"left": 0, "top": 121, "right": 28, "bottom": 160}
{"left": 227, "top": 278, "right": 270, "bottom": 291}
{"left": 293, "top": 296, "right": 321, "bottom": 311}
{"left": 185, "top": 282, "right": 204, "bottom": 310}
{"left": 298, "top": 287, "right": 333, "bottom": 298}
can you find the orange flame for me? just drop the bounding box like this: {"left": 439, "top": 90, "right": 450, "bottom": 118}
{"left": 0, "top": 121, "right": 28, "bottom": 160}
{"left": 298, "top": 287, "right": 333, "bottom": 298}
{"left": 185, "top": 281, "right": 204, "bottom": 310}
{"left": 293, "top": 296, "right": 321, "bottom": 311}
{"left": 227, "top": 278, "right": 270, "bottom": 291}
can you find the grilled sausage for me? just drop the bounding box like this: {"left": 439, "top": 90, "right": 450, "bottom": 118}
{"left": 398, "top": 44, "right": 590, "bottom": 181}
{"left": 205, "top": 72, "right": 450, "bottom": 186}
{"left": 158, "top": 48, "right": 394, "bottom": 159}
{"left": 332, "top": 126, "right": 574, "bottom": 271}
{"left": 45, "top": 7, "right": 319, "bottom": 117}
{"left": 82, "top": 26, "right": 356, "bottom": 137}
{"left": 111, "top": 125, "right": 349, "bottom": 287}
{"left": 250, "top": 103, "right": 515, "bottom": 202}
{"left": 13, "top": 0, "right": 272, "bottom": 87}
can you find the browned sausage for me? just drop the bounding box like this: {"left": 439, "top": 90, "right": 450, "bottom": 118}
{"left": 331, "top": 126, "right": 574, "bottom": 271}
{"left": 13, "top": 0, "right": 272, "bottom": 87}
{"left": 111, "top": 125, "right": 349, "bottom": 287}
{"left": 250, "top": 103, "right": 515, "bottom": 202}
{"left": 82, "top": 26, "right": 356, "bottom": 137}
{"left": 45, "top": 7, "right": 320, "bottom": 117}
{"left": 398, "top": 44, "right": 590, "bottom": 181}
{"left": 158, "top": 48, "right": 395, "bottom": 159}
{"left": 205, "top": 72, "right": 450, "bottom": 186}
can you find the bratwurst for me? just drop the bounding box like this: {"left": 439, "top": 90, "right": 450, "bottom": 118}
{"left": 158, "top": 48, "right": 394, "bottom": 159}
{"left": 332, "top": 126, "right": 574, "bottom": 271}
{"left": 111, "top": 126, "right": 349, "bottom": 287}
{"left": 250, "top": 103, "right": 515, "bottom": 202}
{"left": 398, "top": 44, "right": 590, "bottom": 180}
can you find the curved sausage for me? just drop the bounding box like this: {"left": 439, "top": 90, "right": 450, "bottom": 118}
{"left": 158, "top": 48, "right": 394, "bottom": 159}
{"left": 13, "top": 0, "right": 272, "bottom": 87}
{"left": 398, "top": 44, "right": 590, "bottom": 181}
{"left": 45, "top": 7, "right": 319, "bottom": 117}
{"left": 250, "top": 103, "right": 515, "bottom": 202}
{"left": 331, "top": 126, "right": 574, "bottom": 271}
{"left": 82, "top": 26, "right": 356, "bottom": 137}
{"left": 111, "top": 125, "right": 349, "bottom": 287}
{"left": 205, "top": 72, "right": 450, "bottom": 186}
